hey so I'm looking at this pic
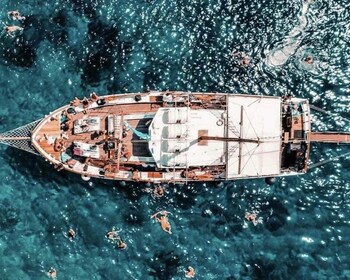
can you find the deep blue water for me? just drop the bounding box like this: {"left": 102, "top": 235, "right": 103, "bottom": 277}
{"left": 0, "top": 0, "right": 350, "bottom": 279}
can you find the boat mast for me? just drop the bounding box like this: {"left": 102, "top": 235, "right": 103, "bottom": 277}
{"left": 199, "top": 135, "right": 261, "bottom": 144}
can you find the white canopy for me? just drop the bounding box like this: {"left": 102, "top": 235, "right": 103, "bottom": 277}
{"left": 226, "top": 95, "right": 281, "bottom": 178}
{"left": 149, "top": 108, "right": 225, "bottom": 168}
{"left": 148, "top": 95, "right": 282, "bottom": 178}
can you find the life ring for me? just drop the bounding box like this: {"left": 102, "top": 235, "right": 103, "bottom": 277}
{"left": 81, "top": 174, "right": 91, "bottom": 181}
{"left": 216, "top": 119, "right": 224, "bottom": 126}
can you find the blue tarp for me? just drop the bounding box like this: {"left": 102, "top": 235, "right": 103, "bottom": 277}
{"left": 124, "top": 121, "right": 150, "bottom": 140}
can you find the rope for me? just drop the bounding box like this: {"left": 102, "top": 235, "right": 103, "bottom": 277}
{"left": 309, "top": 151, "right": 350, "bottom": 169}
{"left": 310, "top": 105, "right": 350, "bottom": 124}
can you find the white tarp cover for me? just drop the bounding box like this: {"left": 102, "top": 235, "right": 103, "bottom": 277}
{"left": 226, "top": 95, "right": 281, "bottom": 178}
{"left": 149, "top": 108, "right": 225, "bottom": 168}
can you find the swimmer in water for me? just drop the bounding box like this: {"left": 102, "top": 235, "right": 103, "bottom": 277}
{"left": 245, "top": 211, "right": 262, "bottom": 226}
{"left": 116, "top": 238, "right": 128, "bottom": 250}
{"left": 67, "top": 229, "right": 75, "bottom": 241}
{"left": 4, "top": 25, "right": 23, "bottom": 37}
{"left": 47, "top": 267, "right": 57, "bottom": 279}
{"left": 185, "top": 266, "right": 196, "bottom": 278}
{"left": 304, "top": 55, "right": 313, "bottom": 64}
{"left": 106, "top": 228, "right": 121, "bottom": 241}
{"left": 231, "top": 50, "right": 251, "bottom": 67}
{"left": 153, "top": 184, "right": 165, "bottom": 198}
{"left": 8, "top": 10, "right": 26, "bottom": 21}
{"left": 151, "top": 211, "right": 172, "bottom": 234}
{"left": 245, "top": 212, "right": 258, "bottom": 225}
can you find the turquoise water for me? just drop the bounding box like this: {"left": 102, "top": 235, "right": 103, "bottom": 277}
{"left": 0, "top": 0, "right": 350, "bottom": 279}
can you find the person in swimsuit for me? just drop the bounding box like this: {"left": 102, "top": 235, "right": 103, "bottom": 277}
{"left": 47, "top": 267, "right": 57, "bottom": 279}
{"left": 106, "top": 228, "right": 121, "bottom": 241}
{"left": 304, "top": 55, "right": 313, "bottom": 64}
{"left": 4, "top": 25, "right": 23, "bottom": 37}
{"left": 185, "top": 266, "right": 196, "bottom": 278}
{"left": 68, "top": 229, "right": 75, "bottom": 241}
{"left": 116, "top": 239, "right": 128, "bottom": 250}
{"left": 8, "top": 10, "right": 26, "bottom": 21}
{"left": 231, "top": 50, "right": 251, "bottom": 67}
{"left": 151, "top": 211, "right": 172, "bottom": 234}
{"left": 106, "top": 228, "right": 127, "bottom": 250}
{"left": 245, "top": 212, "right": 259, "bottom": 226}
{"left": 153, "top": 184, "right": 165, "bottom": 198}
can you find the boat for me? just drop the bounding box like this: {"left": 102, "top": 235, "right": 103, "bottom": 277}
{"left": 0, "top": 91, "right": 349, "bottom": 184}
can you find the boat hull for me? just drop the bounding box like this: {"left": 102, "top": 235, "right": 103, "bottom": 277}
{"left": 27, "top": 91, "right": 311, "bottom": 183}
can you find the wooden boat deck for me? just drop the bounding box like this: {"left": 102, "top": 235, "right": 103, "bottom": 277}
{"left": 35, "top": 103, "right": 158, "bottom": 166}
{"left": 34, "top": 119, "right": 61, "bottom": 160}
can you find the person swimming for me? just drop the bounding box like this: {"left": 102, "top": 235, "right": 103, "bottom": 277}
{"left": 245, "top": 212, "right": 262, "bottom": 226}
{"left": 106, "top": 228, "right": 127, "bottom": 250}
{"left": 304, "top": 55, "right": 313, "bottom": 64}
{"left": 8, "top": 10, "right": 26, "bottom": 21}
{"left": 67, "top": 229, "right": 75, "bottom": 241}
{"left": 151, "top": 211, "right": 172, "bottom": 234}
{"left": 106, "top": 228, "right": 121, "bottom": 241}
{"left": 231, "top": 51, "right": 251, "bottom": 67}
{"left": 47, "top": 267, "right": 57, "bottom": 279}
{"left": 116, "top": 239, "right": 128, "bottom": 250}
{"left": 4, "top": 25, "right": 23, "bottom": 37}
{"left": 153, "top": 184, "right": 165, "bottom": 198}
{"left": 185, "top": 266, "right": 196, "bottom": 278}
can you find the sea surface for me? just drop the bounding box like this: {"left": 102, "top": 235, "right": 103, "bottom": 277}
{"left": 0, "top": 0, "right": 349, "bottom": 279}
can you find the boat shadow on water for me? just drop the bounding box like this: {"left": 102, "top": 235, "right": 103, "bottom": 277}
{"left": 2, "top": 147, "right": 84, "bottom": 187}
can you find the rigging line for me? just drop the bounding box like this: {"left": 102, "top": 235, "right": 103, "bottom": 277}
{"left": 242, "top": 107, "right": 260, "bottom": 141}
{"left": 239, "top": 143, "right": 260, "bottom": 175}
{"left": 226, "top": 143, "right": 259, "bottom": 169}
{"left": 247, "top": 95, "right": 263, "bottom": 107}
{"left": 207, "top": 108, "right": 224, "bottom": 121}
{"left": 309, "top": 151, "right": 350, "bottom": 170}
{"left": 310, "top": 104, "right": 350, "bottom": 124}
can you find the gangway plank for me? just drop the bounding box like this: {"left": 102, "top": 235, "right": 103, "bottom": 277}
{"left": 309, "top": 132, "right": 350, "bottom": 144}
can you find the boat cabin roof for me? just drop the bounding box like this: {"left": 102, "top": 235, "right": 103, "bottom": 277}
{"left": 149, "top": 108, "right": 226, "bottom": 168}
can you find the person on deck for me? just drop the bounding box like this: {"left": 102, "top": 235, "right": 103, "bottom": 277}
{"left": 132, "top": 169, "right": 140, "bottom": 181}
{"left": 70, "top": 97, "right": 81, "bottom": 107}
{"left": 90, "top": 92, "right": 99, "bottom": 101}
